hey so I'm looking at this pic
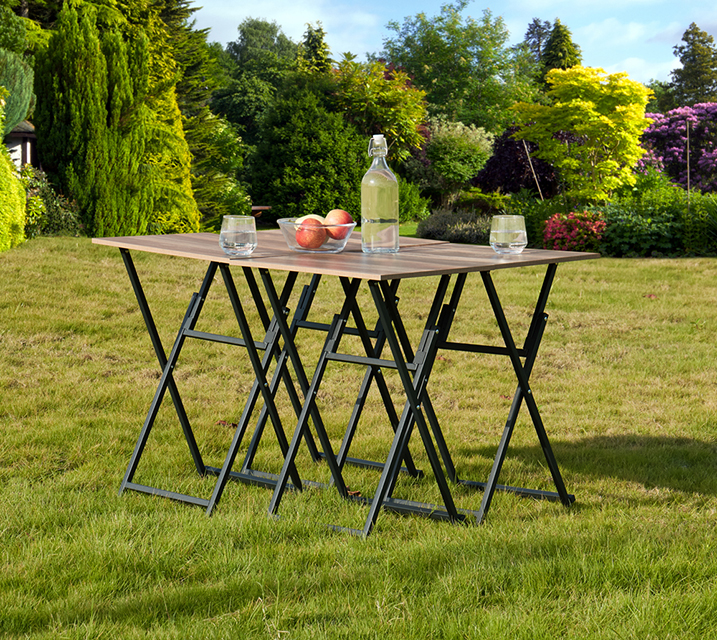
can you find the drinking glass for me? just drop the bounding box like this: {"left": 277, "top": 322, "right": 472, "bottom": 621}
{"left": 219, "top": 215, "right": 257, "bottom": 257}
{"left": 489, "top": 215, "right": 528, "bottom": 255}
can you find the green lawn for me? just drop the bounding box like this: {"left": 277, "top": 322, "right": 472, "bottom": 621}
{"left": 1, "top": 237, "right": 716, "bottom": 638}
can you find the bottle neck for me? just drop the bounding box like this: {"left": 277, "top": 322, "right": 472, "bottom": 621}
{"left": 370, "top": 155, "right": 389, "bottom": 170}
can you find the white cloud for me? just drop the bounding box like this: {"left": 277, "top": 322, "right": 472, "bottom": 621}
{"left": 603, "top": 56, "right": 679, "bottom": 84}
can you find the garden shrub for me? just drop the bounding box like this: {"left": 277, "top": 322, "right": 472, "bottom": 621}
{"left": 543, "top": 210, "right": 606, "bottom": 252}
{"left": 398, "top": 176, "right": 430, "bottom": 222}
{"left": 416, "top": 209, "right": 492, "bottom": 245}
{"left": 455, "top": 188, "right": 511, "bottom": 216}
{"left": 507, "top": 190, "right": 571, "bottom": 248}
{"left": 473, "top": 126, "right": 559, "bottom": 198}
{"left": 642, "top": 104, "right": 717, "bottom": 194}
{"left": 248, "top": 85, "right": 365, "bottom": 223}
{"left": 21, "top": 166, "right": 82, "bottom": 238}
{"left": 0, "top": 90, "right": 25, "bottom": 252}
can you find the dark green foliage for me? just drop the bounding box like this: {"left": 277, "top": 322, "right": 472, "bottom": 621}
{"left": 0, "top": 5, "right": 26, "bottom": 53}
{"left": 523, "top": 18, "right": 551, "bottom": 64}
{"left": 397, "top": 176, "right": 431, "bottom": 222}
{"left": 416, "top": 209, "right": 492, "bottom": 244}
{"left": 600, "top": 204, "right": 685, "bottom": 257}
{"left": 164, "top": 0, "right": 250, "bottom": 229}
{"left": 34, "top": 5, "right": 153, "bottom": 237}
{"left": 508, "top": 191, "right": 570, "bottom": 247}
{"left": 473, "top": 126, "right": 559, "bottom": 198}
{"left": 645, "top": 79, "right": 677, "bottom": 114}
{"left": 671, "top": 23, "right": 717, "bottom": 106}
{"left": 21, "top": 166, "right": 81, "bottom": 238}
{"left": 0, "top": 48, "right": 34, "bottom": 135}
{"left": 247, "top": 84, "right": 365, "bottom": 222}
{"left": 540, "top": 19, "right": 581, "bottom": 83}
{"left": 212, "top": 18, "right": 297, "bottom": 145}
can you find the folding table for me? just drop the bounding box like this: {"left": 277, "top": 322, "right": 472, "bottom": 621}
{"left": 93, "top": 231, "right": 598, "bottom": 536}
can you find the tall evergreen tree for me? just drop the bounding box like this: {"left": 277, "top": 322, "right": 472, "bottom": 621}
{"left": 671, "top": 23, "right": 717, "bottom": 105}
{"left": 34, "top": 4, "right": 153, "bottom": 236}
{"left": 297, "top": 22, "right": 331, "bottom": 74}
{"left": 159, "top": 0, "right": 250, "bottom": 229}
{"left": 540, "top": 19, "right": 581, "bottom": 84}
{"left": 523, "top": 18, "right": 551, "bottom": 63}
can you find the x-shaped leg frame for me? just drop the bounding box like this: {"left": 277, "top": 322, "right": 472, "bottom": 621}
{"left": 117, "top": 252, "right": 318, "bottom": 509}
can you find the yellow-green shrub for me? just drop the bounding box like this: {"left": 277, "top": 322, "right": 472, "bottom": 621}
{"left": 0, "top": 90, "right": 26, "bottom": 252}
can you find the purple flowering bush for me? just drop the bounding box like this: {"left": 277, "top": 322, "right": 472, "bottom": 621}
{"left": 642, "top": 104, "right": 717, "bottom": 193}
{"left": 543, "top": 210, "right": 606, "bottom": 252}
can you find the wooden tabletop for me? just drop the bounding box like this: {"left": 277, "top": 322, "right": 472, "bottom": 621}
{"left": 93, "top": 231, "right": 599, "bottom": 280}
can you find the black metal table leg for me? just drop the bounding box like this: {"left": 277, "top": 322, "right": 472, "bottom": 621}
{"left": 266, "top": 279, "right": 365, "bottom": 517}
{"left": 119, "top": 257, "right": 218, "bottom": 505}
{"left": 474, "top": 265, "right": 574, "bottom": 523}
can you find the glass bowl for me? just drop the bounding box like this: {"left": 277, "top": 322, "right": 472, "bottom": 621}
{"left": 277, "top": 217, "right": 356, "bottom": 253}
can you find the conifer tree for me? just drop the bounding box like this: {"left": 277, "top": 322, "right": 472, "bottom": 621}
{"left": 671, "top": 23, "right": 717, "bottom": 105}
{"left": 540, "top": 19, "right": 582, "bottom": 84}
{"left": 34, "top": 4, "right": 154, "bottom": 236}
{"left": 523, "top": 18, "right": 551, "bottom": 63}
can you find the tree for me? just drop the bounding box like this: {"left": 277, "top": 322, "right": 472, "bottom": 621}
{"left": 297, "top": 22, "right": 331, "bottom": 74}
{"left": 34, "top": 4, "right": 155, "bottom": 236}
{"left": 0, "top": 6, "right": 34, "bottom": 135}
{"left": 513, "top": 66, "right": 652, "bottom": 202}
{"left": 403, "top": 118, "right": 493, "bottom": 206}
{"left": 333, "top": 55, "right": 427, "bottom": 162}
{"left": 473, "top": 126, "right": 559, "bottom": 197}
{"left": 540, "top": 19, "right": 581, "bottom": 83}
{"left": 211, "top": 18, "right": 298, "bottom": 144}
{"left": 381, "top": 1, "right": 540, "bottom": 133}
{"left": 247, "top": 83, "right": 366, "bottom": 221}
{"left": 160, "top": 0, "right": 250, "bottom": 229}
{"left": 523, "top": 18, "right": 551, "bottom": 63}
{"left": 670, "top": 23, "right": 717, "bottom": 105}
{"left": 0, "top": 48, "right": 34, "bottom": 135}
{"left": 645, "top": 79, "right": 677, "bottom": 113}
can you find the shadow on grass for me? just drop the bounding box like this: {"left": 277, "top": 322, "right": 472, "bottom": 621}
{"left": 455, "top": 433, "right": 717, "bottom": 498}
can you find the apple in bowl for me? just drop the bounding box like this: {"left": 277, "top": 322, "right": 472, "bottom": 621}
{"left": 295, "top": 218, "right": 327, "bottom": 249}
{"left": 324, "top": 209, "right": 354, "bottom": 239}
{"left": 277, "top": 212, "right": 356, "bottom": 253}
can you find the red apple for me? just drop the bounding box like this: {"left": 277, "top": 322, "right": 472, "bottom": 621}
{"left": 295, "top": 218, "right": 327, "bottom": 249}
{"left": 324, "top": 209, "right": 354, "bottom": 239}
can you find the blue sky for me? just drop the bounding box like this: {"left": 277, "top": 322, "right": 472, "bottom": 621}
{"left": 192, "top": 0, "right": 717, "bottom": 84}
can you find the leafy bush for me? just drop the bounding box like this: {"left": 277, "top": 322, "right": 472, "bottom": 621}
{"left": 416, "top": 209, "right": 492, "bottom": 245}
{"left": 642, "top": 104, "right": 717, "bottom": 193}
{"left": 21, "top": 166, "right": 82, "bottom": 238}
{"left": 455, "top": 188, "right": 511, "bottom": 215}
{"left": 473, "top": 126, "right": 559, "bottom": 198}
{"left": 0, "top": 90, "right": 25, "bottom": 252}
{"left": 543, "top": 210, "right": 606, "bottom": 252}
{"left": 248, "top": 84, "right": 365, "bottom": 222}
{"left": 403, "top": 119, "right": 493, "bottom": 207}
{"left": 398, "top": 176, "right": 431, "bottom": 222}
{"left": 507, "top": 191, "right": 571, "bottom": 248}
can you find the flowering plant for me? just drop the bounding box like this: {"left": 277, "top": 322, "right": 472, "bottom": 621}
{"left": 641, "top": 104, "right": 717, "bottom": 193}
{"left": 543, "top": 210, "right": 606, "bottom": 252}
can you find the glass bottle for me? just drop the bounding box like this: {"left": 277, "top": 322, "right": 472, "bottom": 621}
{"left": 361, "top": 134, "right": 399, "bottom": 254}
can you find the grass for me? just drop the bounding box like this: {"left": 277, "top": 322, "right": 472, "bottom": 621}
{"left": 1, "top": 236, "right": 717, "bottom": 638}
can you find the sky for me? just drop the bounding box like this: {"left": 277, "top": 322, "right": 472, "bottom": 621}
{"left": 191, "top": 0, "right": 717, "bottom": 85}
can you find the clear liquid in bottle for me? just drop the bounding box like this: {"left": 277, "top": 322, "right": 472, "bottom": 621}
{"left": 361, "top": 135, "right": 399, "bottom": 254}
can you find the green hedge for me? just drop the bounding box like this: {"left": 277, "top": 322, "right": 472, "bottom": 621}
{"left": 0, "top": 149, "right": 25, "bottom": 252}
